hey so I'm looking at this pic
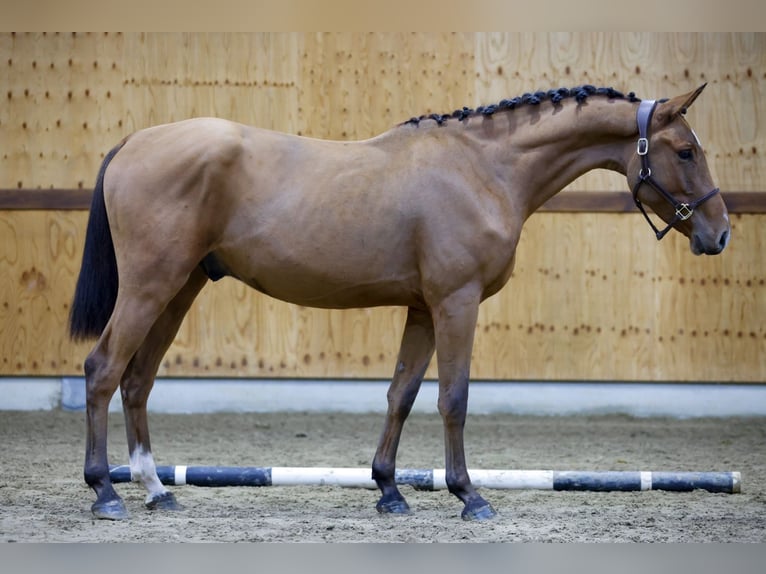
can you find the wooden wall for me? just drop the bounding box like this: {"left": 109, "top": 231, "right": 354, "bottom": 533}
{"left": 1, "top": 32, "right": 764, "bottom": 382}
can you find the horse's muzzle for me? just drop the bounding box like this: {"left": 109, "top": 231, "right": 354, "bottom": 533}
{"left": 691, "top": 227, "right": 730, "bottom": 255}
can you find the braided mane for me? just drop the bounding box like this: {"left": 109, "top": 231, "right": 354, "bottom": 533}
{"left": 401, "top": 85, "right": 641, "bottom": 127}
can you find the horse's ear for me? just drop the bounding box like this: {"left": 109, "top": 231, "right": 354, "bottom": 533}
{"left": 656, "top": 83, "right": 707, "bottom": 124}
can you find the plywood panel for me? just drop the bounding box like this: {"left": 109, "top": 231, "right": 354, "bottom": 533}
{"left": 470, "top": 213, "right": 766, "bottom": 382}
{"left": 1, "top": 33, "right": 764, "bottom": 382}
{"left": 473, "top": 32, "right": 766, "bottom": 193}
{"left": 119, "top": 33, "right": 302, "bottom": 133}
{"left": 0, "top": 211, "right": 92, "bottom": 373}
{"left": 1, "top": 210, "right": 763, "bottom": 381}
{"left": 3, "top": 33, "right": 764, "bottom": 191}
{"left": 0, "top": 32, "right": 126, "bottom": 189}
{"left": 298, "top": 32, "right": 475, "bottom": 140}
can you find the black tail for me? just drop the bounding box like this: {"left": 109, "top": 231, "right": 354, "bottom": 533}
{"left": 68, "top": 142, "right": 125, "bottom": 341}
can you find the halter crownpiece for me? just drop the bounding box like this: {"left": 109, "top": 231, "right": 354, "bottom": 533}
{"left": 632, "top": 99, "right": 720, "bottom": 240}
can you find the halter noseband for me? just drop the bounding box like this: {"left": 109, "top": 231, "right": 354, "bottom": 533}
{"left": 632, "top": 100, "right": 720, "bottom": 240}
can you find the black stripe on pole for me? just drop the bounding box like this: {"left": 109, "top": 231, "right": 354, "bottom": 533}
{"left": 109, "top": 465, "right": 132, "bottom": 483}
{"left": 395, "top": 468, "right": 434, "bottom": 491}
{"left": 109, "top": 465, "right": 273, "bottom": 487}
{"left": 184, "top": 466, "right": 272, "bottom": 487}
{"left": 650, "top": 472, "right": 734, "bottom": 493}
{"left": 553, "top": 471, "right": 643, "bottom": 492}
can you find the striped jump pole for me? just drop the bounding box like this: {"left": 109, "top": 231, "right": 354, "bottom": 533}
{"left": 109, "top": 466, "right": 741, "bottom": 494}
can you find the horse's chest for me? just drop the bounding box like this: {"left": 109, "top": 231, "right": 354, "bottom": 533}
{"left": 481, "top": 250, "right": 518, "bottom": 300}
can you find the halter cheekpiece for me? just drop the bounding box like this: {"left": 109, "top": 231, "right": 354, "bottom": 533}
{"left": 632, "top": 99, "right": 720, "bottom": 240}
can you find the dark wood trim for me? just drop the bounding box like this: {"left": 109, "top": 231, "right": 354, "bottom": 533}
{"left": 1, "top": 189, "right": 765, "bottom": 213}
{"left": 0, "top": 188, "right": 93, "bottom": 210}
{"left": 715, "top": 192, "right": 766, "bottom": 214}
{"left": 538, "top": 191, "right": 766, "bottom": 214}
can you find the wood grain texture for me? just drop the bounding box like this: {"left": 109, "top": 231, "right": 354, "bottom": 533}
{"left": 2, "top": 33, "right": 764, "bottom": 190}
{"left": 1, "top": 210, "right": 763, "bottom": 382}
{"left": 1, "top": 33, "right": 764, "bottom": 382}
{"left": 473, "top": 32, "right": 766, "bottom": 194}
{"left": 0, "top": 211, "right": 93, "bottom": 374}
{"left": 469, "top": 212, "right": 765, "bottom": 382}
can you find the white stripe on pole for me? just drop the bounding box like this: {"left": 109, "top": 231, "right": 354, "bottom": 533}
{"left": 270, "top": 467, "right": 377, "bottom": 488}
{"left": 472, "top": 469, "right": 554, "bottom": 490}
{"left": 640, "top": 471, "right": 652, "bottom": 491}
{"left": 174, "top": 465, "right": 187, "bottom": 486}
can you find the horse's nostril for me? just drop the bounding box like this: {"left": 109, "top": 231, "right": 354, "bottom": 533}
{"left": 719, "top": 229, "right": 729, "bottom": 250}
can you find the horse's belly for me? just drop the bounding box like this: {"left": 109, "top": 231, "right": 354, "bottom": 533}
{"left": 221, "top": 248, "right": 423, "bottom": 309}
{"left": 242, "top": 270, "right": 421, "bottom": 309}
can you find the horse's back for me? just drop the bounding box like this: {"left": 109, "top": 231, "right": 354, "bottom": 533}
{"left": 103, "top": 117, "right": 345, "bottom": 241}
{"left": 108, "top": 117, "right": 259, "bottom": 193}
{"left": 101, "top": 118, "right": 429, "bottom": 307}
{"left": 99, "top": 117, "right": 518, "bottom": 310}
{"left": 109, "top": 117, "right": 391, "bottom": 205}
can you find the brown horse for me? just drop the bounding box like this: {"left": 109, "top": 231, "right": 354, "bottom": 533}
{"left": 69, "top": 84, "right": 729, "bottom": 521}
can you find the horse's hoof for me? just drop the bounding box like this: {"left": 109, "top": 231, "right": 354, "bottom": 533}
{"left": 376, "top": 496, "right": 411, "bottom": 515}
{"left": 146, "top": 491, "right": 183, "bottom": 511}
{"left": 92, "top": 498, "right": 129, "bottom": 520}
{"left": 461, "top": 502, "right": 497, "bottom": 521}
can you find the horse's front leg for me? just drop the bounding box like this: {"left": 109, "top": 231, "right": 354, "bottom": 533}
{"left": 433, "top": 287, "right": 497, "bottom": 521}
{"left": 372, "top": 307, "right": 435, "bottom": 514}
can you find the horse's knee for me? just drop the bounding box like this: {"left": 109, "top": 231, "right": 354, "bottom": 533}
{"left": 387, "top": 385, "right": 419, "bottom": 419}
{"left": 437, "top": 390, "right": 468, "bottom": 426}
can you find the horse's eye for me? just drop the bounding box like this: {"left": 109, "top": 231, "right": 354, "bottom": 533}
{"left": 678, "top": 149, "right": 693, "bottom": 161}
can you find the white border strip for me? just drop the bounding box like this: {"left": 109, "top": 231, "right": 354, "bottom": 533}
{"left": 0, "top": 378, "right": 61, "bottom": 410}
{"left": 1, "top": 378, "right": 764, "bottom": 418}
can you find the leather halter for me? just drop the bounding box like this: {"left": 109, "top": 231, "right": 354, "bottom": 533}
{"left": 632, "top": 100, "right": 720, "bottom": 240}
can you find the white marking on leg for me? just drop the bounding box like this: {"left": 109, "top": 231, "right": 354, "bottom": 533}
{"left": 129, "top": 444, "right": 169, "bottom": 503}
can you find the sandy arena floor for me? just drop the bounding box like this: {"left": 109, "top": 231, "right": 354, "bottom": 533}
{"left": 1, "top": 410, "right": 764, "bottom": 542}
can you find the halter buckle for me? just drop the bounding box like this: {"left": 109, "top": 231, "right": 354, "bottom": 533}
{"left": 675, "top": 203, "right": 693, "bottom": 221}
{"left": 637, "top": 137, "right": 649, "bottom": 156}
{"left": 639, "top": 167, "right": 651, "bottom": 179}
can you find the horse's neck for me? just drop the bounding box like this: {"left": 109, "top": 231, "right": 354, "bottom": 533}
{"left": 463, "top": 98, "right": 640, "bottom": 217}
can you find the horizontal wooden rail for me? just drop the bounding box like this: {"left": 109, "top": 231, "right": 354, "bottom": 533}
{"left": 1, "top": 189, "right": 765, "bottom": 213}
{"left": 537, "top": 191, "right": 766, "bottom": 214}
{"left": 0, "top": 189, "right": 93, "bottom": 210}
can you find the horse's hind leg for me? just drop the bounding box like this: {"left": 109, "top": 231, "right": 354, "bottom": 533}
{"left": 85, "top": 268, "right": 200, "bottom": 520}
{"left": 119, "top": 267, "right": 208, "bottom": 511}
{"left": 372, "top": 307, "right": 435, "bottom": 514}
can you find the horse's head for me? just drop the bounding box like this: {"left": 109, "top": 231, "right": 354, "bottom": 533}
{"left": 627, "top": 84, "right": 730, "bottom": 255}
